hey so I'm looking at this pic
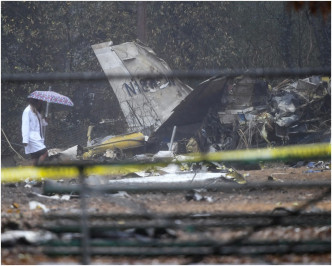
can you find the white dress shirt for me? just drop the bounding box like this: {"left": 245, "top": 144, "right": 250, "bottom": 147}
{"left": 22, "top": 105, "right": 48, "bottom": 154}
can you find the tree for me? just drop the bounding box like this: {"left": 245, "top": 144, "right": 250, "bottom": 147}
{"left": 1, "top": 1, "right": 330, "bottom": 157}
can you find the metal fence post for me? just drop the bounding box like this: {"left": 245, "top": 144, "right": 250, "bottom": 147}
{"left": 79, "top": 165, "right": 91, "bottom": 264}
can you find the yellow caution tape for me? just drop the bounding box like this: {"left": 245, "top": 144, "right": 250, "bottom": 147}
{"left": 203, "top": 143, "right": 331, "bottom": 163}
{"left": 1, "top": 143, "right": 330, "bottom": 183}
{"left": 321, "top": 76, "right": 330, "bottom": 82}
{"left": 1, "top": 166, "right": 79, "bottom": 183}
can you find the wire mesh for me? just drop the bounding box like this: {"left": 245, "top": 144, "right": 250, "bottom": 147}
{"left": 2, "top": 67, "right": 331, "bottom": 264}
{"left": 1, "top": 67, "right": 331, "bottom": 82}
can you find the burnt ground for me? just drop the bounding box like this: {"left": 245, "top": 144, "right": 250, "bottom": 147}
{"left": 1, "top": 163, "right": 331, "bottom": 265}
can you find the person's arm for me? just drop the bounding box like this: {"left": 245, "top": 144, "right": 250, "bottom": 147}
{"left": 41, "top": 117, "right": 48, "bottom": 127}
{"left": 22, "top": 108, "right": 30, "bottom": 146}
{"left": 41, "top": 114, "right": 48, "bottom": 139}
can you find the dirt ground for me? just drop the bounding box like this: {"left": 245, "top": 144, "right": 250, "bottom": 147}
{"left": 1, "top": 163, "right": 331, "bottom": 265}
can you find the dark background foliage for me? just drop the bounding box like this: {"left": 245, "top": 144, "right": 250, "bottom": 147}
{"left": 1, "top": 1, "right": 330, "bottom": 157}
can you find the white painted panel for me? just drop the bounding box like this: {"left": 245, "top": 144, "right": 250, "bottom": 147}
{"left": 92, "top": 41, "right": 193, "bottom": 135}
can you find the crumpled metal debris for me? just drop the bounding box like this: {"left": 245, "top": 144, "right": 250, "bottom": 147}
{"left": 186, "top": 137, "right": 200, "bottom": 153}
{"left": 28, "top": 192, "right": 71, "bottom": 201}
{"left": 82, "top": 132, "right": 145, "bottom": 160}
{"left": 109, "top": 152, "right": 245, "bottom": 185}
{"left": 24, "top": 178, "right": 39, "bottom": 188}
{"left": 127, "top": 228, "right": 177, "bottom": 241}
{"left": 185, "top": 189, "right": 214, "bottom": 202}
{"left": 304, "top": 160, "right": 330, "bottom": 173}
{"left": 172, "top": 76, "right": 330, "bottom": 153}
{"left": 307, "top": 161, "right": 330, "bottom": 169}
{"left": 29, "top": 201, "right": 49, "bottom": 213}
{"left": 305, "top": 169, "right": 323, "bottom": 173}
{"left": 152, "top": 150, "right": 174, "bottom": 160}
{"left": 267, "top": 175, "right": 284, "bottom": 182}
{"left": 2, "top": 230, "right": 56, "bottom": 246}
{"left": 48, "top": 145, "right": 83, "bottom": 162}
{"left": 224, "top": 168, "right": 247, "bottom": 184}
{"left": 63, "top": 72, "right": 329, "bottom": 171}
{"left": 265, "top": 77, "right": 329, "bottom": 145}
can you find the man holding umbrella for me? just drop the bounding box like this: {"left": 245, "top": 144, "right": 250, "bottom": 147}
{"left": 21, "top": 90, "right": 74, "bottom": 165}
{"left": 22, "top": 98, "right": 48, "bottom": 165}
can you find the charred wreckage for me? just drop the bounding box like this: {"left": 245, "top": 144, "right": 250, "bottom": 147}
{"left": 51, "top": 41, "right": 331, "bottom": 162}
{"left": 148, "top": 75, "right": 331, "bottom": 154}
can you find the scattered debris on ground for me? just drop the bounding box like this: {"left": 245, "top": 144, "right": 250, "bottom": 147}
{"left": 1, "top": 163, "right": 331, "bottom": 264}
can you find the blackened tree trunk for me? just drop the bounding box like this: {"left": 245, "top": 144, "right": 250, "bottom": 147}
{"left": 280, "top": 11, "right": 294, "bottom": 68}
{"left": 137, "top": 2, "right": 147, "bottom": 43}
{"left": 306, "top": 10, "right": 331, "bottom": 67}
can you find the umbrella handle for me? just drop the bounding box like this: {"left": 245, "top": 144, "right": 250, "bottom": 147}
{"left": 45, "top": 103, "right": 49, "bottom": 118}
{"left": 45, "top": 86, "right": 51, "bottom": 118}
